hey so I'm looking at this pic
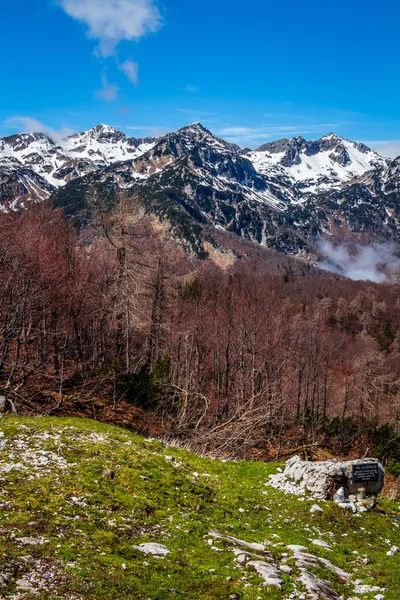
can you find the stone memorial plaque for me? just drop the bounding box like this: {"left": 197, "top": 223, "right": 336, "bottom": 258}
{"left": 351, "top": 463, "right": 379, "bottom": 484}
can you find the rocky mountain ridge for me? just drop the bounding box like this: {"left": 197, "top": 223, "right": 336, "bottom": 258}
{"left": 246, "top": 132, "right": 388, "bottom": 193}
{"left": 0, "top": 124, "right": 158, "bottom": 206}
{"left": 2, "top": 122, "right": 400, "bottom": 261}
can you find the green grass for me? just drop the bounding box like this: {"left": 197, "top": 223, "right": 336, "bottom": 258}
{"left": 0, "top": 416, "right": 399, "bottom": 599}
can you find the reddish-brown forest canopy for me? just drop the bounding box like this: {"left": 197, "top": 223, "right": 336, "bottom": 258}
{"left": 2, "top": 203, "right": 400, "bottom": 456}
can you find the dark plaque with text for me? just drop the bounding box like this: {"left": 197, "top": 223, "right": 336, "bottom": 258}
{"left": 351, "top": 463, "right": 379, "bottom": 483}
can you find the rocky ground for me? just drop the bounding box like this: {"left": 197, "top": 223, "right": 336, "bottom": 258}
{"left": 0, "top": 416, "right": 399, "bottom": 599}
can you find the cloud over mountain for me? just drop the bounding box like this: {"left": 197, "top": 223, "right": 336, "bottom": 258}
{"left": 58, "top": 0, "right": 163, "bottom": 57}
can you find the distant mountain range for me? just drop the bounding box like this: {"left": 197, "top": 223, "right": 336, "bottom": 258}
{"left": 1, "top": 122, "right": 399, "bottom": 260}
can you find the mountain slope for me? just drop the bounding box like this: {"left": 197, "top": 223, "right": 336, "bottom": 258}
{"left": 0, "top": 125, "right": 159, "bottom": 205}
{"left": 247, "top": 133, "right": 387, "bottom": 194}
{"left": 0, "top": 156, "right": 54, "bottom": 209}
{"left": 51, "top": 123, "right": 400, "bottom": 258}
{"left": 52, "top": 124, "right": 311, "bottom": 255}
{"left": 0, "top": 416, "right": 399, "bottom": 600}
{"left": 3, "top": 121, "right": 400, "bottom": 260}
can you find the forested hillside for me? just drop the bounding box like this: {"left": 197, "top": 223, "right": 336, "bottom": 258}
{"left": 2, "top": 202, "right": 400, "bottom": 461}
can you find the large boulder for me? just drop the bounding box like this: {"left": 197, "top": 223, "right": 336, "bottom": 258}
{"left": 284, "top": 456, "right": 385, "bottom": 500}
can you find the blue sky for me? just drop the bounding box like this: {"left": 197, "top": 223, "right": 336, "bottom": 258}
{"left": 1, "top": 0, "right": 400, "bottom": 155}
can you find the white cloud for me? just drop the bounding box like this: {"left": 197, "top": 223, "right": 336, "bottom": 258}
{"left": 119, "top": 60, "right": 139, "bottom": 86}
{"left": 367, "top": 140, "right": 400, "bottom": 159}
{"left": 58, "top": 0, "right": 163, "bottom": 57}
{"left": 95, "top": 72, "right": 120, "bottom": 101}
{"left": 3, "top": 116, "right": 75, "bottom": 141}
{"left": 318, "top": 240, "right": 400, "bottom": 283}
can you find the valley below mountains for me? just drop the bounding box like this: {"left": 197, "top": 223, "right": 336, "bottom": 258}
{"left": 1, "top": 122, "right": 400, "bottom": 265}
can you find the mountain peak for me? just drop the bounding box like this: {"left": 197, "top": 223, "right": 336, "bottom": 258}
{"left": 319, "top": 132, "right": 346, "bottom": 142}
{"left": 91, "top": 124, "right": 122, "bottom": 134}
{"left": 178, "top": 122, "right": 212, "bottom": 136}
{"left": 174, "top": 122, "right": 241, "bottom": 154}
{"left": 66, "top": 124, "right": 126, "bottom": 145}
{"left": 88, "top": 124, "right": 125, "bottom": 138}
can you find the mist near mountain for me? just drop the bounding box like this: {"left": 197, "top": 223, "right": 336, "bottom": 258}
{"left": 318, "top": 240, "right": 400, "bottom": 282}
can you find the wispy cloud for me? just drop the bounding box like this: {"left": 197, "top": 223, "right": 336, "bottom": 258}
{"left": 3, "top": 116, "right": 75, "bottom": 141}
{"left": 119, "top": 60, "right": 139, "bottom": 86}
{"left": 95, "top": 72, "right": 120, "bottom": 102}
{"left": 176, "top": 109, "right": 216, "bottom": 117}
{"left": 57, "top": 0, "right": 163, "bottom": 96}
{"left": 366, "top": 140, "right": 400, "bottom": 159}
{"left": 318, "top": 240, "right": 400, "bottom": 282}
{"left": 57, "top": 0, "right": 163, "bottom": 57}
{"left": 216, "top": 123, "right": 345, "bottom": 147}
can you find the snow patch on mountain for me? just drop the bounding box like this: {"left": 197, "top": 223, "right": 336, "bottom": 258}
{"left": 0, "top": 125, "right": 159, "bottom": 191}
{"left": 63, "top": 124, "right": 157, "bottom": 166}
{"left": 247, "top": 134, "right": 387, "bottom": 194}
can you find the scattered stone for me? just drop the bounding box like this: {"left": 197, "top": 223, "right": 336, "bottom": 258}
{"left": 17, "top": 537, "right": 49, "bottom": 546}
{"left": 354, "top": 582, "right": 387, "bottom": 594}
{"left": 338, "top": 501, "right": 357, "bottom": 513}
{"left": 310, "top": 504, "right": 323, "bottom": 513}
{"left": 0, "top": 396, "right": 16, "bottom": 413}
{"left": 312, "top": 539, "right": 332, "bottom": 550}
{"left": 287, "top": 544, "right": 350, "bottom": 581}
{"left": 247, "top": 560, "right": 282, "bottom": 587}
{"left": 19, "top": 555, "right": 36, "bottom": 564}
{"left": 132, "top": 543, "right": 170, "bottom": 556}
{"left": 299, "top": 568, "right": 342, "bottom": 600}
{"left": 208, "top": 530, "right": 265, "bottom": 552}
{"left": 102, "top": 469, "right": 115, "bottom": 480}
{"left": 287, "top": 544, "right": 308, "bottom": 552}
{"left": 16, "top": 578, "right": 38, "bottom": 594}
{"left": 232, "top": 548, "right": 266, "bottom": 563}
{"left": 267, "top": 473, "right": 305, "bottom": 496}
{"left": 279, "top": 564, "right": 292, "bottom": 574}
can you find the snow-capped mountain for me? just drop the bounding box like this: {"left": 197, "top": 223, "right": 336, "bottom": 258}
{"left": 63, "top": 124, "right": 157, "bottom": 167}
{"left": 2, "top": 121, "right": 400, "bottom": 260}
{"left": 246, "top": 133, "right": 387, "bottom": 194}
{"left": 52, "top": 123, "right": 397, "bottom": 257}
{"left": 0, "top": 156, "right": 54, "bottom": 209}
{"left": 0, "top": 125, "right": 159, "bottom": 207}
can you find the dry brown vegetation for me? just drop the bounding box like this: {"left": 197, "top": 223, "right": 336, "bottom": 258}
{"left": 2, "top": 201, "right": 400, "bottom": 459}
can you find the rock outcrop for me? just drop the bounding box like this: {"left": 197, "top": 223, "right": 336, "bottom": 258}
{"left": 283, "top": 455, "right": 385, "bottom": 500}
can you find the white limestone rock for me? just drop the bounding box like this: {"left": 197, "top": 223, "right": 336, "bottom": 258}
{"left": 247, "top": 560, "right": 282, "bottom": 587}
{"left": 132, "top": 543, "right": 170, "bottom": 556}
{"left": 283, "top": 456, "right": 385, "bottom": 500}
